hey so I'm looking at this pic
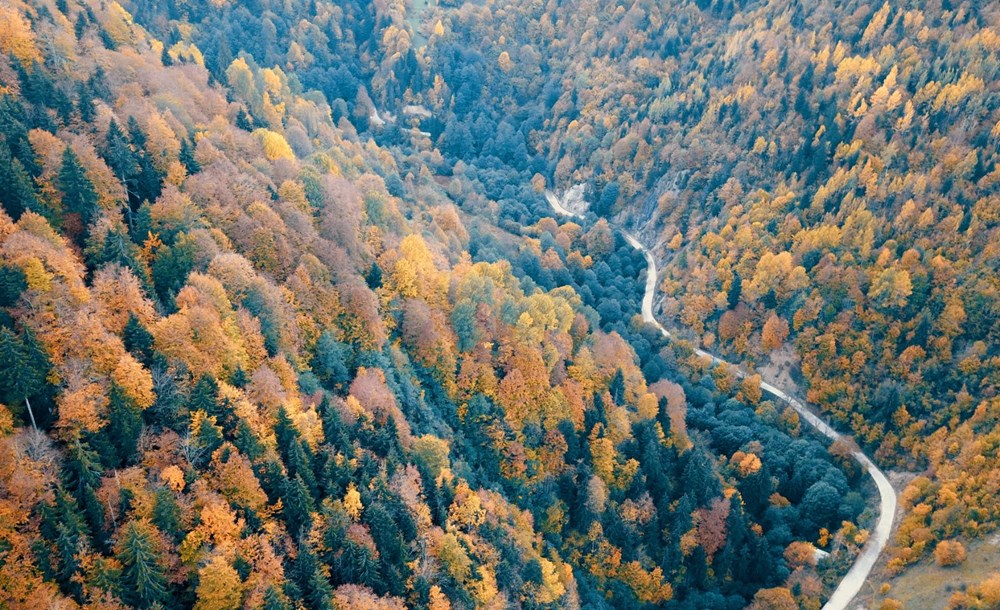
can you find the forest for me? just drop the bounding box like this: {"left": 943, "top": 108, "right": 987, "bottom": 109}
{"left": 0, "top": 0, "right": 997, "bottom": 609}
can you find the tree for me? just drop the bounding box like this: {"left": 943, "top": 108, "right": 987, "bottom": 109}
{"left": 180, "top": 138, "right": 200, "bottom": 174}
{"left": 934, "top": 539, "right": 966, "bottom": 567}
{"left": 727, "top": 272, "right": 742, "bottom": 309}
{"left": 117, "top": 520, "right": 168, "bottom": 609}
{"left": 747, "top": 587, "right": 797, "bottom": 610}
{"left": 95, "top": 383, "right": 144, "bottom": 467}
{"left": 0, "top": 142, "right": 42, "bottom": 221}
{"left": 0, "top": 265, "right": 27, "bottom": 307}
{"left": 58, "top": 146, "right": 100, "bottom": 231}
{"left": 801, "top": 481, "right": 841, "bottom": 530}
{"left": 311, "top": 331, "right": 352, "bottom": 392}
{"left": 194, "top": 553, "right": 244, "bottom": 610}
{"left": 123, "top": 313, "right": 155, "bottom": 364}
{"left": 0, "top": 327, "right": 50, "bottom": 429}
{"left": 761, "top": 314, "right": 789, "bottom": 351}
{"left": 103, "top": 119, "right": 138, "bottom": 187}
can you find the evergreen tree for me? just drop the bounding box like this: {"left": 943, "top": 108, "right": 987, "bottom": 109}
{"left": 123, "top": 313, "right": 155, "bottom": 365}
{"left": 234, "top": 419, "right": 263, "bottom": 461}
{"left": 263, "top": 586, "right": 292, "bottom": 610}
{"left": 151, "top": 487, "right": 183, "bottom": 542}
{"left": 682, "top": 448, "right": 721, "bottom": 506}
{"left": 727, "top": 271, "right": 742, "bottom": 309}
{"left": 236, "top": 107, "right": 254, "bottom": 131}
{"left": 179, "top": 137, "right": 200, "bottom": 174}
{"left": 76, "top": 81, "right": 96, "bottom": 123}
{"left": 190, "top": 374, "right": 221, "bottom": 420}
{"left": 58, "top": 146, "right": 99, "bottom": 229}
{"left": 193, "top": 415, "right": 224, "bottom": 466}
{"left": 0, "top": 142, "right": 42, "bottom": 221}
{"left": 294, "top": 541, "right": 333, "bottom": 610}
{"left": 74, "top": 14, "right": 87, "bottom": 39}
{"left": 63, "top": 438, "right": 106, "bottom": 542}
{"left": 103, "top": 119, "right": 137, "bottom": 184}
{"left": 609, "top": 369, "right": 626, "bottom": 405}
{"left": 96, "top": 383, "right": 144, "bottom": 468}
{"left": 0, "top": 327, "right": 50, "bottom": 429}
{"left": 282, "top": 475, "right": 315, "bottom": 536}
{"left": 117, "top": 521, "right": 168, "bottom": 609}
{"left": 40, "top": 489, "right": 89, "bottom": 600}
{"left": 0, "top": 265, "right": 28, "bottom": 308}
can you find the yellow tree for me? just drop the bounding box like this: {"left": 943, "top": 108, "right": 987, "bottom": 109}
{"left": 194, "top": 553, "right": 244, "bottom": 610}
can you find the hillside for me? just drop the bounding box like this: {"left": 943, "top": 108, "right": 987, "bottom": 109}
{"left": 0, "top": 0, "right": 996, "bottom": 609}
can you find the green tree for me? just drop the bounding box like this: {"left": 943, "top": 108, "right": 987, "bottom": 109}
{"left": 117, "top": 520, "right": 168, "bottom": 609}
{"left": 727, "top": 272, "right": 742, "bottom": 310}
{"left": 0, "top": 142, "right": 42, "bottom": 221}
{"left": 123, "top": 313, "right": 155, "bottom": 364}
{"left": 103, "top": 119, "right": 138, "bottom": 185}
{"left": 0, "top": 265, "right": 28, "bottom": 307}
{"left": 0, "top": 327, "right": 50, "bottom": 429}
{"left": 151, "top": 487, "right": 183, "bottom": 542}
{"left": 310, "top": 331, "right": 352, "bottom": 392}
{"left": 95, "top": 383, "right": 143, "bottom": 468}
{"left": 58, "top": 146, "right": 99, "bottom": 229}
{"left": 64, "top": 437, "right": 106, "bottom": 540}
{"left": 179, "top": 137, "right": 200, "bottom": 173}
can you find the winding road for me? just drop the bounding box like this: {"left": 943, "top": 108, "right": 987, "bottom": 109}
{"left": 545, "top": 191, "right": 896, "bottom": 610}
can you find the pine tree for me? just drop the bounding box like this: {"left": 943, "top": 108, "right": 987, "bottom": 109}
{"left": 282, "top": 475, "right": 315, "bottom": 537}
{"left": 179, "top": 138, "right": 200, "bottom": 174}
{"left": 98, "top": 383, "right": 144, "bottom": 468}
{"left": 190, "top": 374, "right": 221, "bottom": 420}
{"left": 0, "top": 327, "right": 50, "bottom": 429}
{"left": 151, "top": 488, "right": 182, "bottom": 542}
{"left": 40, "top": 488, "right": 90, "bottom": 600}
{"left": 104, "top": 119, "right": 137, "bottom": 183}
{"left": 76, "top": 81, "right": 96, "bottom": 123}
{"left": 609, "top": 369, "right": 626, "bottom": 405}
{"left": 682, "top": 448, "right": 721, "bottom": 506}
{"left": 64, "top": 438, "right": 106, "bottom": 538}
{"left": 123, "top": 313, "right": 155, "bottom": 364}
{"left": 235, "top": 108, "right": 254, "bottom": 131}
{"left": 118, "top": 520, "right": 168, "bottom": 609}
{"left": 0, "top": 265, "right": 27, "bottom": 307}
{"left": 262, "top": 586, "right": 292, "bottom": 610}
{"left": 0, "top": 142, "right": 42, "bottom": 221}
{"left": 727, "top": 271, "right": 742, "bottom": 309}
{"left": 294, "top": 541, "right": 333, "bottom": 610}
{"left": 58, "top": 146, "right": 99, "bottom": 228}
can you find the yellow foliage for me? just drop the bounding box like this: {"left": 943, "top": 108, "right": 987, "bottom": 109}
{"left": 344, "top": 483, "right": 363, "bottom": 521}
{"left": 254, "top": 129, "right": 295, "bottom": 161}
{"left": 194, "top": 553, "right": 244, "bottom": 610}
{"left": 0, "top": 6, "right": 41, "bottom": 65}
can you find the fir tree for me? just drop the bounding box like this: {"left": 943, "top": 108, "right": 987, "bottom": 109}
{"left": 179, "top": 137, "right": 200, "bottom": 173}
{"left": 76, "top": 81, "right": 96, "bottom": 123}
{"left": 0, "top": 142, "right": 42, "bottom": 221}
{"left": 123, "top": 313, "right": 155, "bottom": 364}
{"left": 727, "top": 271, "right": 742, "bottom": 309}
{"left": 118, "top": 521, "right": 168, "bottom": 609}
{"left": 236, "top": 107, "right": 254, "bottom": 131}
{"left": 0, "top": 264, "right": 28, "bottom": 308}
{"left": 58, "top": 146, "right": 99, "bottom": 228}
{"left": 0, "top": 327, "right": 50, "bottom": 429}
